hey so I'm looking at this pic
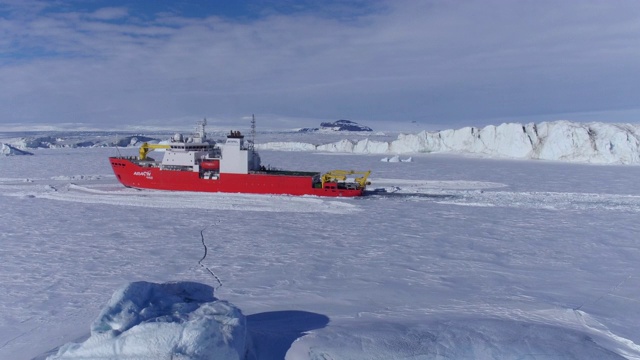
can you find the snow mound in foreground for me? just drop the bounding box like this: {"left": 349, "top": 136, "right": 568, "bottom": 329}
{"left": 48, "top": 281, "right": 247, "bottom": 360}
{"left": 289, "top": 317, "right": 630, "bottom": 360}
{"left": 1, "top": 143, "right": 33, "bottom": 156}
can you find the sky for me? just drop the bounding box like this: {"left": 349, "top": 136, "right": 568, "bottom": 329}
{"left": 1, "top": 0, "right": 640, "bottom": 131}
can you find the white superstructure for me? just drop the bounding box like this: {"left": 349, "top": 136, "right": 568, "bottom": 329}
{"left": 220, "top": 132, "right": 261, "bottom": 174}
{"left": 158, "top": 119, "right": 261, "bottom": 174}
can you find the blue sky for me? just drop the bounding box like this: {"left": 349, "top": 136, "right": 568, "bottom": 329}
{"left": 1, "top": 0, "right": 640, "bottom": 131}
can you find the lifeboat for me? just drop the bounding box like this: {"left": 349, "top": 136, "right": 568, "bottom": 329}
{"left": 200, "top": 159, "right": 220, "bottom": 171}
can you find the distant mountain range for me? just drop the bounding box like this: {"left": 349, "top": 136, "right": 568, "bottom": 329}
{"left": 1, "top": 134, "right": 159, "bottom": 151}
{"left": 4, "top": 120, "right": 640, "bottom": 165}
{"left": 298, "top": 119, "right": 373, "bottom": 133}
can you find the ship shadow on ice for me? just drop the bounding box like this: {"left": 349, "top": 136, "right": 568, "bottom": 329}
{"left": 246, "top": 310, "right": 330, "bottom": 360}
{"left": 362, "top": 189, "right": 461, "bottom": 200}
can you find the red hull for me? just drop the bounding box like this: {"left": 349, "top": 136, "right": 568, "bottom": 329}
{"left": 109, "top": 157, "right": 363, "bottom": 197}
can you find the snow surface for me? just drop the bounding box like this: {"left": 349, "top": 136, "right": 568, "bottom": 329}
{"left": 257, "top": 120, "right": 640, "bottom": 164}
{"left": 1, "top": 141, "right": 640, "bottom": 359}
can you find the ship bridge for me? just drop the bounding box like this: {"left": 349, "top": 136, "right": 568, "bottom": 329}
{"left": 219, "top": 130, "right": 261, "bottom": 174}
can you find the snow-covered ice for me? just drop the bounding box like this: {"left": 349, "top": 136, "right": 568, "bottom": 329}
{"left": 1, "top": 139, "right": 640, "bottom": 359}
{"left": 49, "top": 281, "right": 247, "bottom": 360}
{"left": 380, "top": 155, "right": 412, "bottom": 162}
{"left": 1, "top": 143, "right": 33, "bottom": 156}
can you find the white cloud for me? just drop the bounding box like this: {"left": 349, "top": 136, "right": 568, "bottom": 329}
{"left": 87, "top": 6, "right": 128, "bottom": 20}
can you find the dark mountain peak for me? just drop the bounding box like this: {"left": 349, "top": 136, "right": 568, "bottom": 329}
{"left": 318, "top": 119, "right": 373, "bottom": 132}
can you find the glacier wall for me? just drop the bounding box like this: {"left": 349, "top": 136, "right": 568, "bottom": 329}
{"left": 256, "top": 121, "right": 640, "bottom": 164}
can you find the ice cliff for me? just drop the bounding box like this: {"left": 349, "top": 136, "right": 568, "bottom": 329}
{"left": 258, "top": 121, "right": 640, "bottom": 164}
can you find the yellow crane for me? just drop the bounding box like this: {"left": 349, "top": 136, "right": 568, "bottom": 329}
{"left": 138, "top": 142, "right": 171, "bottom": 160}
{"left": 321, "top": 170, "right": 371, "bottom": 188}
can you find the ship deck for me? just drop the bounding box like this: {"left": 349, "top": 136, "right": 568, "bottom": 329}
{"left": 258, "top": 170, "right": 320, "bottom": 177}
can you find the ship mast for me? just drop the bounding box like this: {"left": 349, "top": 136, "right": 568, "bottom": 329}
{"left": 194, "top": 118, "right": 207, "bottom": 143}
{"left": 249, "top": 114, "right": 256, "bottom": 153}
